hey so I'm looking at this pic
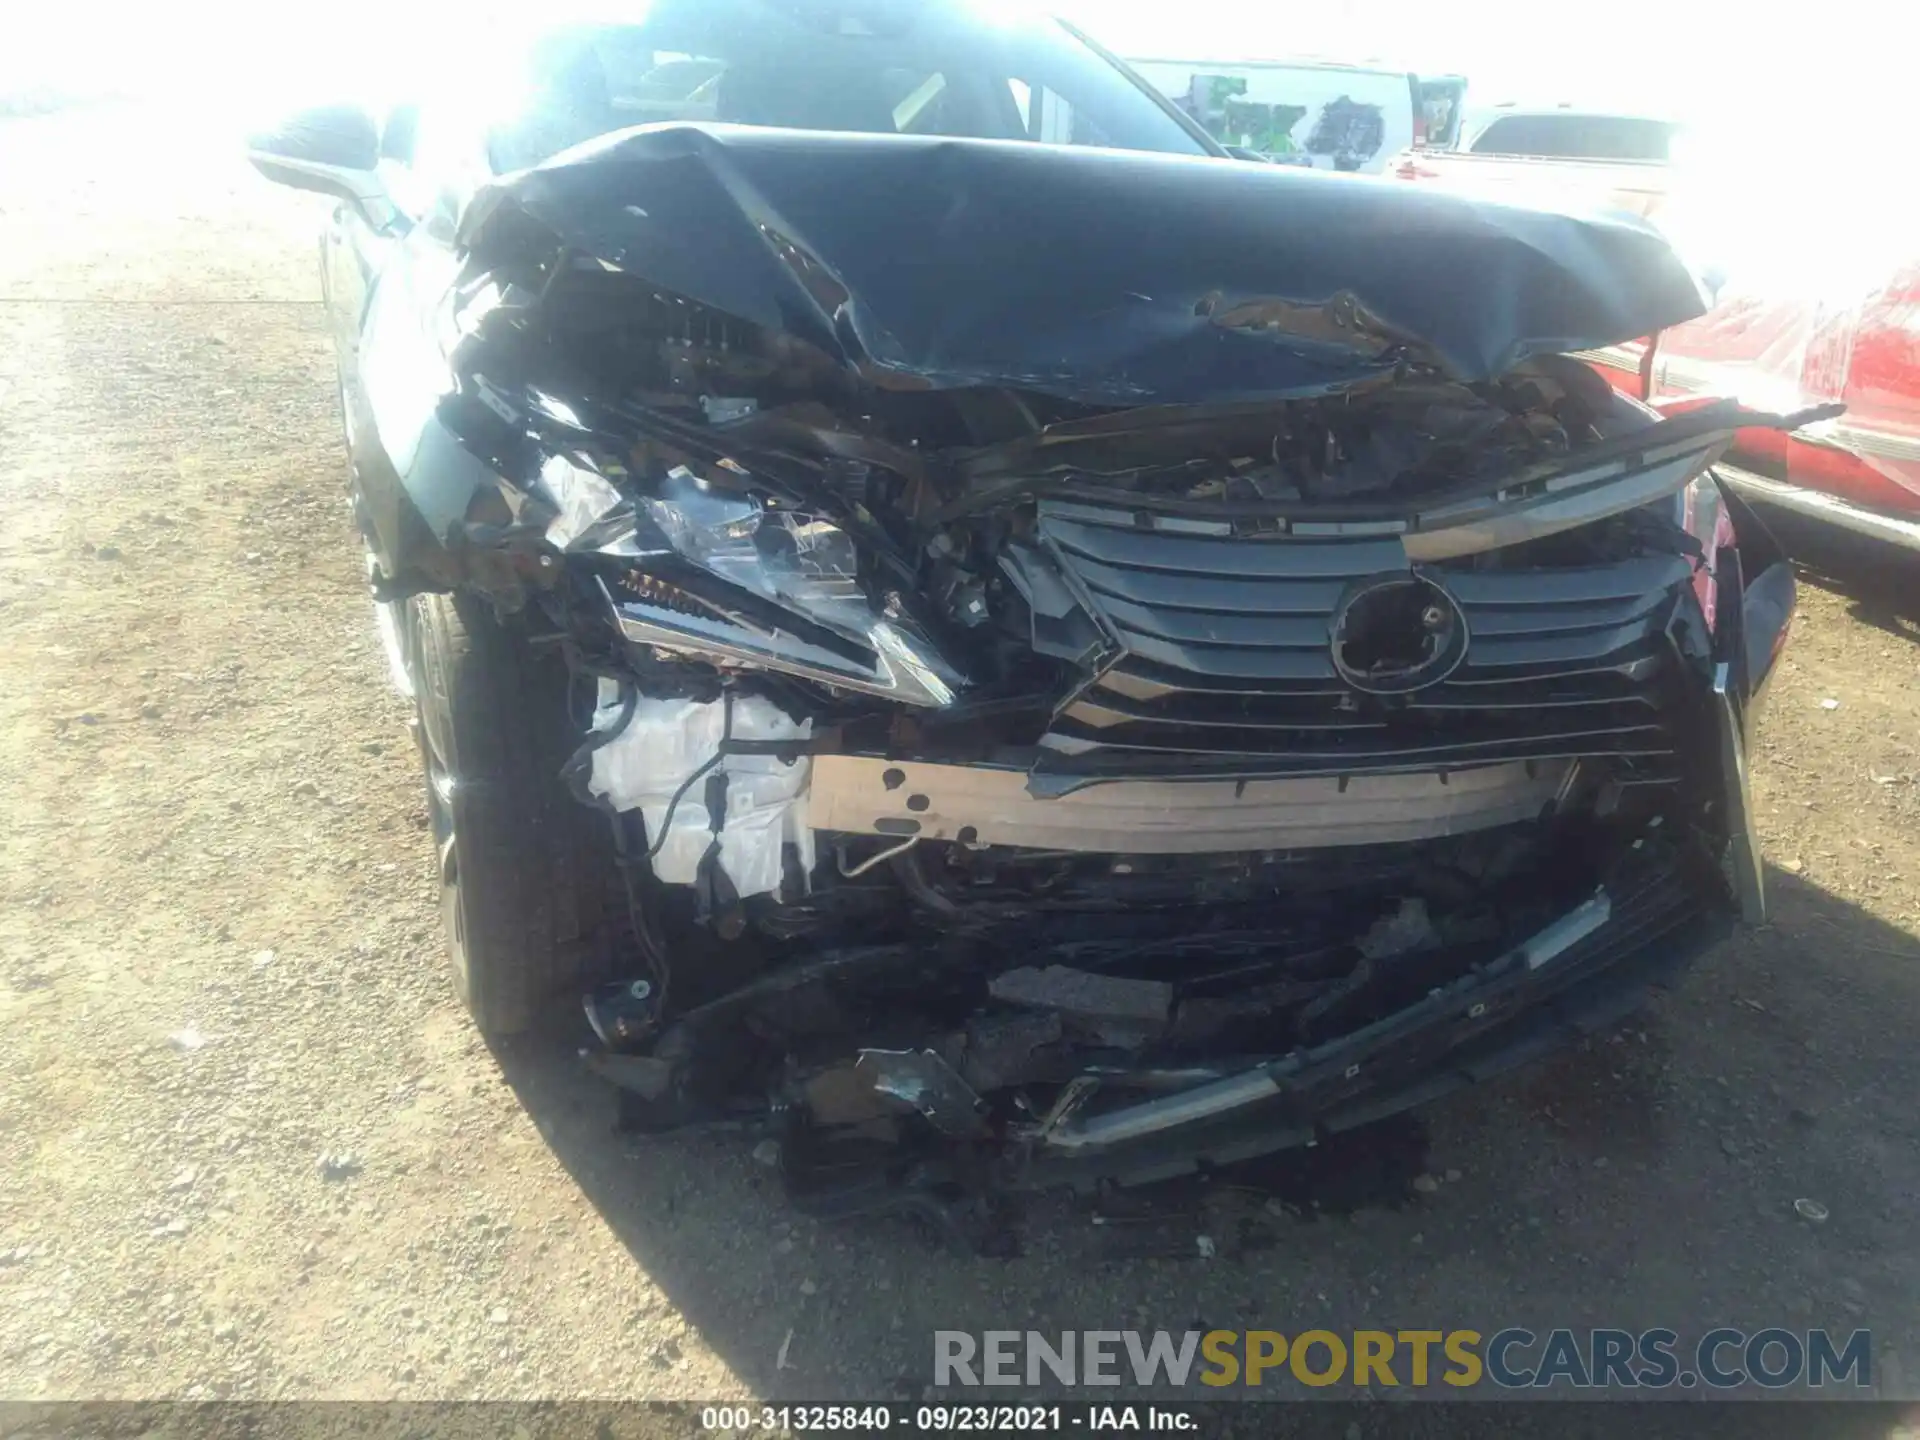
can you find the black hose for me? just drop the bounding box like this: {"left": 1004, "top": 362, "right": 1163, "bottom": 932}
{"left": 645, "top": 689, "right": 735, "bottom": 861}
{"left": 560, "top": 678, "right": 639, "bottom": 815}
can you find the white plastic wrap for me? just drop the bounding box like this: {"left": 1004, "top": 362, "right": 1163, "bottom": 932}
{"left": 586, "top": 689, "right": 813, "bottom": 899}
{"left": 539, "top": 454, "right": 642, "bottom": 553}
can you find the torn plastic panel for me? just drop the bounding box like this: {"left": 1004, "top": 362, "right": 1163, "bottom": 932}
{"left": 855, "top": 1050, "right": 991, "bottom": 1138}
{"left": 606, "top": 823, "right": 1736, "bottom": 1209}
{"left": 1033, "top": 883, "right": 1612, "bottom": 1156}
{"left": 941, "top": 395, "right": 1838, "bottom": 547}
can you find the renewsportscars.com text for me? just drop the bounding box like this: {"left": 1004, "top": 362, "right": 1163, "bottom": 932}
{"left": 934, "top": 1328, "right": 1872, "bottom": 1391}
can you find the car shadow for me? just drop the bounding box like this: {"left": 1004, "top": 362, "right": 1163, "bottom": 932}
{"left": 489, "top": 865, "right": 1920, "bottom": 1402}
{"left": 1755, "top": 507, "right": 1920, "bottom": 643}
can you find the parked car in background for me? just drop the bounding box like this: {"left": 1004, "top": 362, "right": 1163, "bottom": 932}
{"left": 1128, "top": 57, "right": 1418, "bottom": 171}
{"left": 1390, "top": 102, "right": 1680, "bottom": 221}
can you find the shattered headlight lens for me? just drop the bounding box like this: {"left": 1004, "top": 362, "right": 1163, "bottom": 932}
{"left": 642, "top": 467, "right": 878, "bottom": 642}
{"left": 535, "top": 457, "right": 958, "bottom": 705}
{"left": 629, "top": 465, "right": 959, "bottom": 707}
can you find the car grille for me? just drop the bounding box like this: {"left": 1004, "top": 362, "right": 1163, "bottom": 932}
{"left": 1033, "top": 504, "right": 1698, "bottom": 788}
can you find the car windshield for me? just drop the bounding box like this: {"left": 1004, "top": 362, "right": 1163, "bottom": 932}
{"left": 482, "top": 0, "right": 1211, "bottom": 172}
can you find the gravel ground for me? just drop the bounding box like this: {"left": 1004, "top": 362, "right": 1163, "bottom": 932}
{"left": 5, "top": 105, "right": 1920, "bottom": 1409}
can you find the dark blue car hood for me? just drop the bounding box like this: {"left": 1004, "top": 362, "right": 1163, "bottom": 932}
{"left": 457, "top": 123, "right": 1708, "bottom": 408}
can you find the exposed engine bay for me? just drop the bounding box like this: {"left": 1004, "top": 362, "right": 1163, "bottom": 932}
{"left": 340, "top": 125, "right": 1822, "bottom": 1227}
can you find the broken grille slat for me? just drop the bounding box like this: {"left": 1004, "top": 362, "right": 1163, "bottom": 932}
{"left": 1098, "top": 659, "right": 1353, "bottom": 702}
{"left": 1116, "top": 628, "right": 1344, "bottom": 680}
{"left": 1064, "top": 550, "right": 1350, "bottom": 615}
{"left": 1066, "top": 696, "right": 1390, "bottom": 733}
{"left": 1439, "top": 645, "right": 1666, "bottom": 687}
{"left": 1029, "top": 742, "right": 1680, "bottom": 788}
{"left": 1405, "top": 688, "right": 1663, "bottom": 713}
{"left": 1439, "top": 556, "right": 1693, "bottom": 606}
{"left": 1043, "top": 514, "right": 1404, "bottom": 579}
{"left": 1099, "top": 594, "right": 1332, "bottom": 649}
{"left": 1044, "top": 719, "right": 1674, "bottom": 765}
{"left": 1070, "top": 687, "right": 1657, "bottom": 735}
{"left": 1456, "top": 592, "right": 1670, "bottom": 638}
{"left": 1464, "top": 618, "right": 1666, "bottom": 670}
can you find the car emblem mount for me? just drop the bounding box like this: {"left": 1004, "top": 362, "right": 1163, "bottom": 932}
{"left": 1330, "top": 572, "right": 1471, "bottom": 695}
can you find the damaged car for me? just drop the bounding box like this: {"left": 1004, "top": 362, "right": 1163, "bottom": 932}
{"left": 249, "top": 0, "right": 1826, "bottom": 1227}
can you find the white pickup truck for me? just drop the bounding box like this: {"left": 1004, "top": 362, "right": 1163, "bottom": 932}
{"left": 1389, "top": 104, "right": 1681, "bottom": 221}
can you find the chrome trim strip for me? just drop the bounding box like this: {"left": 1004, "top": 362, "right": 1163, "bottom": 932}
{"left": 1402, "top": 440, "right": 1729, "bottom": 561}
{"left": 1520, "top": 891, "right": 1612, "bottom": 970}
{"left": 1044, "top": 436, "right": 1733, "bottom": 562}
{"left": 1042, "top": 1068, "right": 1285, "bottom": 1151}
{"left": 1831, "top": 424, "right": 1920, "bottom": 464}
{"left": 599, "top": 579, "right": 959, "bottom": 708}
{"left": 1571, "top": 345, "right": 1640, "bottom": 374}
{"left": 1713, "top": 660, "right": 1767, "bottom": 927}
{"left": 1713, "top": 466, "right": 1920, "bottom": 552}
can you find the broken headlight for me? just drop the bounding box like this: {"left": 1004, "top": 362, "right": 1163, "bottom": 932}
{"left": 562, "top": 460, "right": 959, "bottom": 708}
{"left": 642, "top": 467, "right": 879, "bottom": 644}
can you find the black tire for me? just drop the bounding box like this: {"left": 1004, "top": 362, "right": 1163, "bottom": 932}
{"left": 407, "top": 590, "right": 622, "bottom": 1035}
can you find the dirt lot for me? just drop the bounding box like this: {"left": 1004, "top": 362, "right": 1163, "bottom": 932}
{"left": 4, "top": 106, "right": 1920, "bottom": 1407}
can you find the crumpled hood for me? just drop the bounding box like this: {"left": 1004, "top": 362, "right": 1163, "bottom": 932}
{"left": 458, "top": 122, "right": 1709, "bottom": 408}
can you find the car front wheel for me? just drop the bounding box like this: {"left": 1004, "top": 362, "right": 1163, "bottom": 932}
{"left": 405, "top": 590, "right": 621, "bottom": 1035}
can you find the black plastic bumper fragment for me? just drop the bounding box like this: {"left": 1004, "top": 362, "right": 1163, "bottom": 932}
{"left": 1018, "top": 896, "right": 1728, "bottom": 1192}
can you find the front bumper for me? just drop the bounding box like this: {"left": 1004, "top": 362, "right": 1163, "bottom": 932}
{"left": 594, "top": 826, "right": 1740, "bottom": 1207}
{"left": 581, "top": 511, "right": 1797, "bottom": 1219}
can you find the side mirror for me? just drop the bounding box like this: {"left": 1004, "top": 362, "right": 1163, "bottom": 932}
{"left": 248, "top": 104, "right": 399, "bottom": 231}
{"left": 1223, "top": 144, "right": 1273, "bottom": 164}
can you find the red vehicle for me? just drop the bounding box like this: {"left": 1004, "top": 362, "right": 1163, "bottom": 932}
{"left": 1392, "top": 95, "right": 1919, "bottom": 552}
{"left": 1580, "top": 263, "right": 1920, "bottom": 551}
